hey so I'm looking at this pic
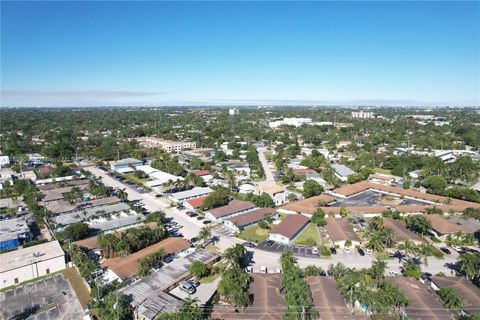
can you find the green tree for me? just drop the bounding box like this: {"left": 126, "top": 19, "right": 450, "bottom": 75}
{"left": 189, "top": 261, "right": 211, "bottom": 278}
{"left": 156, "top": 298, "right": 204, "bottom": 320}
{"left": 223, "top": 244, "right": 247, "bottom": 268}
{"left": 62, "top": 187, "right": 83, "bottom": 204}
{"left": 302, "top": 180, "right": 324, "bottom": 198}
{"left": 437, "top": 287, "right": 463, "bottom": 310}
{"left": 406, "top": 215, "right": 433, "bottom": 235}
{"left": 457, "top": 253, "right": 480, "bottom": 280}
{"left": 57, "top": 222, "right": 91, "bottom": 241}
{"left": 422, "top": 175, "right": 447, "bottom": 195}
{"left": 198, "top": 227, "right": 212, "bottom": 245}
{"left": 201, "top": 187, "right": 230, "bottom": 210}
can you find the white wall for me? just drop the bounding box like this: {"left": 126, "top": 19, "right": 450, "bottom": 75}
{"left": 0, "top": 255, "right": 66, "bottom": 289}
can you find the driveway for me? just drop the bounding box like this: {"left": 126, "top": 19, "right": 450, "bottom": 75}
{"left": 256, "top": 147, "right": 275, "bottom": 184}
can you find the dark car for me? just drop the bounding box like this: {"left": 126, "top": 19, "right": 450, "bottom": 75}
{"left": 203, "top": 220, "right": 212, "bottom": 225}
{"left": 330, "top": 247, "right": 337, "bottom": 254}
{"left": 440, "top": 247, "right": 451, "bottom": 255}
{"left": 197, "top": 216, "right": 205, "bottom": 221}
{"left": 357, "top": 248, "right": 365, "bottom": 256}
{"left": 244, "top": 241, "right": 256, "bottom": 248}
{"left": 266, "top": 240, "right": 275, "bottom": 246}
{"left": 189, "top": 280, "right": 200, "bottom": 287}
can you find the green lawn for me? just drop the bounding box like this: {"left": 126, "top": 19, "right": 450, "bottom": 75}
{"left": 123, "top": 173, "right": 151, "bottom": 185}
{"left": 293, "top": 223, "right": 322, "bottom": 246}
{"left": 374, "top": 167, "right": 392, "bottom": 174}
{"left": 237, "top": 224, "right": 270, "bottom": 243}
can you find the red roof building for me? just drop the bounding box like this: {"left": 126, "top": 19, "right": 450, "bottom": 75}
{"left": 185, "top": 195, "right": 208, "bottom": 210}
{"left": 192, "top": 170, "right": 209, "bottom": 177}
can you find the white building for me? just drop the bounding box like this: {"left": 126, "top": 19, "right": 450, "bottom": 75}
{"left": 351, "top": 110, "right": 374, "bottom": 119}
{"left": 268, "top": 214, "right": 310, "bottom": 245}
{"left": 168, "top": 187, "right": 213, "bottom": 203}
{"left": 0, "top": 241, "right": 65, "bottom": 289}
{"left": 331, "top": 164, "right": 356, "bottom": 182}
{"left": 138, "top": 137, "right": 196, "bottom": 153}
{"left": 228, "top": 108, "right": 239, "bottom": 115}
{"left": 269, "top": 118, "right": 312, "bottom": 128}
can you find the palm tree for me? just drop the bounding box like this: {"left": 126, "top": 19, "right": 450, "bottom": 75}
{"left": 415, "top": 243, "right": 432, "bottom": 267}
{"left": 223, "top": 244, "right": 247, "bottom": 268}
{"left": 117, "top": 188, "right": 128, "bottom": 202}
{"left": 279, "top": 250, "right": 295, "bottom": 271}
{"left": 366, "top": 231, "right": 385, "bottom": 253}
{"left": 224, "top": 169, "right": 236, "bottom": 191}
{"left": 400, "top": 239, "right": 417, "bottom": 258}
{"left": 437, "top": 288, "right": 463, "bottom": 310}
{"left": 371, "top": 258, "right": 387, "bottom": 286}
{"left": 382, "top": 228, "right": 395, "bottom": 248}
{"left": 457, "top": 253, "right": 480, "bottom": 280}
{"left": 198, "top": 227, "right": 212, "bottom": 245}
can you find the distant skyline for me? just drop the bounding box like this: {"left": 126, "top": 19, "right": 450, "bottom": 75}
{"left": 1, "top": 1, "right": 479, "bottom": 107}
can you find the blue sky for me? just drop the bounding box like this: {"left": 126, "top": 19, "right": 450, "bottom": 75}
{"left": 1, "top": 1, "right": 479, "bottom": 107}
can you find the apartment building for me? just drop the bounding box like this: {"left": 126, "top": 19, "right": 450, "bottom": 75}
{"left": 138, "top": 137, "right": 196, "bottom": 153}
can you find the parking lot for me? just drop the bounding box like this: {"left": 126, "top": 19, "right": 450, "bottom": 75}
{"left": 0, "top": 274, "right": 84, "bottom": 320}
{"left": 257, "top": 240, "right": 320, "bottom": 258}
{"left": 108, "top": 172, "right": 149, "bottom": 194}
{"left": 330, "top": 189, "right": 430, "bottom": 207}
{"left": 212, "top": 225, "right": 235, "bottom": 238}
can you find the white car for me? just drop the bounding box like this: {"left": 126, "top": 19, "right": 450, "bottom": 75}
{"left": 260, "top": 266, "right": 267, "bottom": 274}
{"left": 312, "top": 246, "right": 319, "bottom": 255}
{"left": 343, "top": 247, "right": 350, "bottom": 253}
{"left": 388, "top": 270, "right": 399, "bottom": 277}
{"left": 451, "top": 245, "right": 462, "bottom": 252}
{"left": 365, "top": 248, "right": 372, "bottom": 255}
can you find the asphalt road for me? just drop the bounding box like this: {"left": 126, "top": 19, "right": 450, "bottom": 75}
{"left": 83, "top": 165, "right": 461, "bottom": 276}
{"left": 256, "top": 147, "right": 275, "bottom": 184}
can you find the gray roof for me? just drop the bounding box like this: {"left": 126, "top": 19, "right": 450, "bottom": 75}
{"left": 170, "top": 187, "right": 213, "bottom": 201}
{"left": 90, "top": 214, "right": 145, "bottom": 232}
{"left": 0, "top": 196, "right": 25, "bottom": 209}
{"left": 121, "top": 249, "right": 218, "bottom": 319}
{"left": 111, "top": 158, "right": 143, "bottom": 167}
{"left": 331, "top": 164, "right": 355, "bottom": 177}
{"left": 54, "top": 203, "right": 130, "bottom": 226}
{"left": 0, "top": 217, "right": 29, "bottom": 242}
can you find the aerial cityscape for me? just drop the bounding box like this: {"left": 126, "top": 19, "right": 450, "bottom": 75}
{"left": 1, "top": 1, "right": 479, "bottom": 320}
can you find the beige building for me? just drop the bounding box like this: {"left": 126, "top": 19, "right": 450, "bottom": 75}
{"left": 139, "top": 137, "right": 196, "bottom": 153}
{"left": 0, "top": 241, "right": 65, "bottom": 289}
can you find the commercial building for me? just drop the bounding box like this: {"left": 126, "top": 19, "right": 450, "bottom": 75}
{"left": 0, "top": 241, "right": 65, "bottom": 289}
{"left": 138, "top": 137, "right": 196, "bottom": 153}
{"left": 0, "top": 217, "right": 30, "bottom": 250}
{"left": 351, "top": 110, "right": 374, "bottom": 119}
{"left": 331, "top": 164, "right": 356, "bottom": 182}
{"left": 224, "top": 208, "right": 278, "bottom": 232}
{"left": 269, "top": 117, "right": 313, "bottom": 128}
{"left": 110, "top": 158, "right": 144, "bottom": 173}
{"left": 324, "top": 217, "right": 362, "bottom": 248}
{"left": 168, "top": 187, "right": 213, "bottom": 203}
{"left": 228, "top": 108, "right": 239, "bottom": 115}
{"left": 268, "top": 214, "right": 310, "bottom": 245}
{"left": 204, "top": 200, "right": 256, "bottom": 222}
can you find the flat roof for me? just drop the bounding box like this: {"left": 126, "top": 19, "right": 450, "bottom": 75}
{"left": 148, "top": 170, "right": 183, "bottom": 185}
{"left": 324, "top": 217, "right": 361, "bottom": 243}
{"left": 430, "top": 276, "right": 480, "bottom": 315}
{"left": 308, "top": 276, "right": 366, "bottom": 320}
{"left": 111, "top": 158, "right": 142, "bottom": 166}
{"left": 207, "top": 200, "right": 255, "bottom": 218}
{"left": 89, "top": 213, "right": 146, "bottom": 232}
{"left": 211, "top": 274, "right": 286, "bottom": 320}
{"left": 170, "top": 187, "right": 213, "bottom": 201}
{"left": 332, "top": 164, "right": 355, "bottom": 177}
{"left": 121, "top": 250, "right": 218, "bottom": 319}
{"left": 102, "top": 237, "right": 191, "bottom": 280}
{"left": 280, "top": 195, "right": 336, "bottom": 215}
{"left": 425, "top": 215, "right": 466, "bottom": 235}
{"left": 185, "top": 195, "right": 208, "bottom": 208}
{"left": 54, "top": 202, "right": 130, "bottom": 226}
{"left": 42, "top": 185, "right": 88, "bottom": 202}
{"left": 227, "top": 208, "right": 277, "bottom": 228}
{"left": 0, "top": 217, "right": 29, "bottom": 242}
{"left": 389, "top": 277, "right": 453, "bottom": 320}
{"left": 44, "top": 196, "right": 120, "bottom": 214}
{"left": 0, "top": 196, "right": 24, "bottom": 209}
{"left": 0, "top": 241, "right": 64, "bottom": 272}
{"left": 269, "top": 214, "right": 310, "bottom": 239}
{"left": 383, "top": 218, "right": 424, "bottom": 243}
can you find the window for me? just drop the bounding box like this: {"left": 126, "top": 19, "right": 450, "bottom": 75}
{"left": 14, "top": 278, "right": 19, "bottom": 284}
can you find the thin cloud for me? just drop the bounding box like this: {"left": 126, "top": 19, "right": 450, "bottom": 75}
{"left": 2, "top": 90, "right": 164, "bottom": 98}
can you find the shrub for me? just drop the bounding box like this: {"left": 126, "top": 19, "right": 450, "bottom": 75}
{"left": 320, "top": 245, "right": 331, "bottom": 256}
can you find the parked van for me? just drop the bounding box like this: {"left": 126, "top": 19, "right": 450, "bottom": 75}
{"left": 179, "top": 281, "right": 196, "bottom": 294}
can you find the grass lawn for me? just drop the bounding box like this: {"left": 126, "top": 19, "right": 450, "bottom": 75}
{"left": 199, "top": 272, "right": 221, "bottom": 284}
{"left": 293, "top": 223, "right": 322, "bottom": 246}
{"left": 374, "top": 167, "right": 392, "bottom": 174}
{"left": 237, "top": 224, "right": 270, "bottom": 243}
{"left": 62, "top": 268, "right": 91, "bottom": 309}
{"left": 123, "top": 173, "right": 151, "bottom": 185}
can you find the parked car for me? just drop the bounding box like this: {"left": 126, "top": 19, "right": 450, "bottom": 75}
{"left": 451, "top": 245, "right": 463, "bottom": 253}
{"left": 365, "top": 248, "right": 372, "bottom": 255}
{"left": 440, "top": 247, "right": 451, "bottom": 255}
{"left": 330, "top": 247, "right": 337, "bottom": 254}
{"left": 190, "top": 237, "right": 198, "bottom": 243}
{"left": 179, "top": 281, "right": 196, "bottom": 294}
{"left": 343, "top": 247, "right": 350, "bottom": 253}
{"left": 260, "top": 266, "right": 267, "bottom": 274}
{"left": 388, "top": 270, "right": 399, "bottom": 277}
{"left": 203, "top": 220, "right": 212, "bottom": 225}
{"left": 244, "top": 241, "right": 256, "bottom": 248}
{"left": 189, "top": 280, "right": 200, "bottom": 287}
{"left": 266, "top": 240, "right": 275, "bottom": 246}
{"left": 357, "top": 248, "right": 365, "bottom": 256}
{"left": 197, "top": 216, "right": 205, "bottom": 221}
{"left": 312, "top": 246, "right": 319, "bottom": 255}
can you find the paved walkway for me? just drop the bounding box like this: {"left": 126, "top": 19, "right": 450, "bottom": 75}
{"left": 256, "top": 147, "right": 275, "bottom": 184}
